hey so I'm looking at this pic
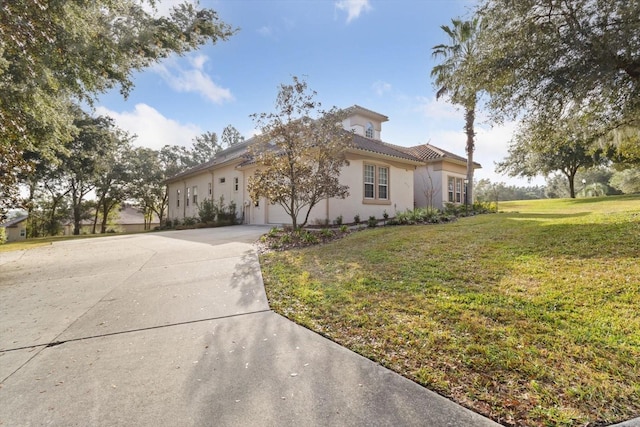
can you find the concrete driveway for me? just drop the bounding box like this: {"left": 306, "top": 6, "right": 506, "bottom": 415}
{"left": 0, "top": 226, "right": 500, "bottom": 426}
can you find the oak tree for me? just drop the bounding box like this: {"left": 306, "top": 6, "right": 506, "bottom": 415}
{"left": 248, "top": 77, "right": 352, "bottom": 230}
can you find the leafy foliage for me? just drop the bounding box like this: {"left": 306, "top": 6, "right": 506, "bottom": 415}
{"left": 477, "top": 0, "right": 640, "bottom": 140}
{"left": 0, "top": 0, "right": 235, "bottom": 213}
{"left": 497, "top": 114, "right": 606, "bottom": 198}
{"left": 431, "top": 17, "right": 483, "bottom": 203}
{"left": 221, "top": 124, "right": 245, "bottom": 147}
{"left": 248, "top": 76, "right": 353, "bottom": 229}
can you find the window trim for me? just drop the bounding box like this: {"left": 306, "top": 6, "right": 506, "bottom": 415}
{"left": 365, "top": 122, "right": 374, "bottom": 139}
{"left": 363, "top": 163, "right": 391, "bottom": 205}
{"left": 447, "top": 176, "right": 467, "bottom": 204}
{"left": 186, "top": 187, "right": 190, "bottom": 207}
{"left": 177, "top": 189, "right": 181, "bottom": 207}
{"left": 192, "top": 186, "right": 198, "bottom": 204}
{"left": 234, "top": 177, "right": 239, "bottom": 192}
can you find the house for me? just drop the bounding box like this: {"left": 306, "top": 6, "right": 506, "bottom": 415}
{"left": 0, "top": 216, "right": 28, "bottom": 242}
{"left": 63, "top": 205, "right": 160, "bottom": 235}
{"left": 165, "top": 105, "right": 480, "bottom": 226}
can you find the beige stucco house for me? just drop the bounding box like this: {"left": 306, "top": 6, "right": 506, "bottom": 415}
{"left": 165, "top": 106, "right": 480, "bottom": 226}
{"left": 1, "top": 216, "right": 28, "bottom": 242}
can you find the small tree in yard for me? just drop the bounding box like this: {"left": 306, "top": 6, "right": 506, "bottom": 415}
{"left": 248, "top": 77, "right": 353, "bottom": 230}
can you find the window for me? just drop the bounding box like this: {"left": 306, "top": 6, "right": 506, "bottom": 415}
{"left": 364, "top": 164, "right": 390, "bottom": 202}
{"left": 208, "top": 182, "right": 212, "bottom": 196}
{"left": 365, "top": 122, "right": 374, "bottom": 138}
{"left": 177, "top": 189, "right": 181, "bottom": 207}
{"left": 192, "top": 186, "right": 198, "bottom": 204}
{"left": 186, "top": 187, "right": 190, "bottom": 207}
{"left": 364, "top": 164, "right": 375, "bottom": 198}
{"left": 378, "top": 167, "right": 388, "bottom": 200}
{"left": 448, "top": 176, "right": 466, "bottom": 204}
{"left": 20, "top": 229, "right": 26, "bottom": 237}
{"left": 234, "top": 177, "right": 239, "bottom": 192}
{"left": 219, "top": 177, "right": 226, "bottom": 184}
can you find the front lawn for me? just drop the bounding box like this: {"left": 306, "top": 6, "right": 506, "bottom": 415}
{"left": 260, "top": 195, "right": 640, "bottom": 426}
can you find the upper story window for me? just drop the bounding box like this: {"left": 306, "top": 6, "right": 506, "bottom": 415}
{"left": 365, "top": 122, "right": 374, "bottom": 139}
{"left": 234, "top": 177, "right": 239, "bottom": 192}
{"left": 186, "top": 187, "right": 190, "bottom": 207}
{"left": 208, "top": 182, "right": 212, "bottom": 195}
{"left": 192, "top": 186, "right": 198, "bottom": 204}
{"left": 219, "top": 177, "right": 226, "bottom": 184}
{"left": 177, "top": 189, "right": 181, "bottom": 207}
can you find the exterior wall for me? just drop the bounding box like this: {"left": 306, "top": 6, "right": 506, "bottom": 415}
{"left": 342, "top": 114, "right": 382, "bottom": 140}
{"left": 327, "top": 154, "right": 414, "bottom": 222}
{"left": 414, "top": 164, "right": 444, "bottom": 209}
{"left": 167, "top": 163, "right": 246, "bottom": 223}
{"left": 167, "top": 171, "right": 214, "bottom": 221}
{"left": 414, "top": 161, "right": 467, "bottom": 210}
{"left": 237, "top": 154, "right": 415, "bottom": 225}
{"left": 4, "top": 222, "right": 27, "bottom": 242}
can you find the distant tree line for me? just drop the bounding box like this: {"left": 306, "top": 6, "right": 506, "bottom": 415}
{"left": 21, "top": 107, "right": 243, "bottom": 237}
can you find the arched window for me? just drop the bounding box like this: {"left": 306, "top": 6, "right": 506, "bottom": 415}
{"left": 365, "top": 122, "right": 374, "bottom": 138}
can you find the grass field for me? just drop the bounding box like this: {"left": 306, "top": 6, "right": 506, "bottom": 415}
{"left": 260, "top": 195, "right": 640, "bottom": 426}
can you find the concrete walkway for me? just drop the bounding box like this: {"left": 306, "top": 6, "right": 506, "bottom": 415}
{"left": 0, "top": 226, "right": 500, "bottom": 426}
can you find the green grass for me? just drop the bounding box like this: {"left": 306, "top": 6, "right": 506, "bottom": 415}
{"left": 261, "top": 195, "right": 640, "bottom": 426}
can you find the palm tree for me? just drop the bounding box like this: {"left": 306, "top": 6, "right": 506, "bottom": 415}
{"left": 431, "top": 17, "right": 482, "bottom": 207}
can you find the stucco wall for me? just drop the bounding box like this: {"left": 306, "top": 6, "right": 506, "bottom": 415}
{"left": 414, "top": 161, "right": 468, "bottom": 209}
{"left": 4, "top": 223, "right": 27, "bottom": 242}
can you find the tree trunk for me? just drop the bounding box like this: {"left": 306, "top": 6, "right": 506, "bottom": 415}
{"left": 464, "top": 100, "right": 476, "bottom": 207}
{"left": 565, "top": 170, "right": 577, "bottom": 198}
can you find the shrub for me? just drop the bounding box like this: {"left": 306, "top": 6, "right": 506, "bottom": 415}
{"left": 334, "top": 215, "right": 343, "bottom": 226}
{"left": 301, "top": 231, "right": 318, "bottom": 244}
{"left": 367, "top": 215, "right": 377, "bottom": 228}
{"left": 339, "top": 224, "right": 348, "bottom": 233}
{"left": 183, "top": 217, "right": 197, "bottom": 226}
{"left": 473, "top": 201, "right": 497, "bottom": 214}
{"left": 321, "top": 228, "right": 333, "bottom": 238}
{"left": 354, "top": 214, "right": 360, "bottom": 224}
{"left": 198, "top": 198, "right": 217, "bottom": 223}
{"left": 268, "top": 226, "right": 280, "bottom": 237}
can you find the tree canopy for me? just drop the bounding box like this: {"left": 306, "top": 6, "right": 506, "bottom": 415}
{"left": 0, "top": 0, "right": 235, "bottom": 218}
{"left": 248, "top": 77, "right": 353, "bottom": 230}
{"left": 497, "top": 115, "right": 606, "bottom": 198}
{"left": 477, "top": 0, "right": 640, "bottom": 135}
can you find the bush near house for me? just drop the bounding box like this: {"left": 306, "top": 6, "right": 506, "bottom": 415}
{"left": 260, "top": 195, "right": 640, "bottom": 427}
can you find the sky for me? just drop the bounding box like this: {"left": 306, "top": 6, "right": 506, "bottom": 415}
{"left": 95, "top": 0, "right": 544, "bottom": 186}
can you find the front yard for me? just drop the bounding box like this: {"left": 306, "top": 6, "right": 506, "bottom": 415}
{"left": 260, "top": 195, "right": 640, "bottom": 426}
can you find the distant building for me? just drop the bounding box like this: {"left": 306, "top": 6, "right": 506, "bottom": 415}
{"left": 0, "top": 216, "right": 28, "bottom": 242}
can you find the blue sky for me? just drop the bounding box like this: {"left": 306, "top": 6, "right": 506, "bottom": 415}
{"left": 96, "top": 0, "right": 541, "bottom": 186}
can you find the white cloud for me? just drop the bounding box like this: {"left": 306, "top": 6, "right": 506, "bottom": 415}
{"left": 372, "top": 80, "right": 391, "bottom": 96}
{"left": 95, "top": 104, "right": 202, "bottom": 150}
{"left": 425, "top": 120, "right": 544, "bottom": 185}
{"left": 153, "top": 54, "right": 234, "bottom": 104}
{"left": 415, "top": 96, "right": 460, "bottom": 121}
{"left": 335, "top": 0, "right": 372, "bottom": 23}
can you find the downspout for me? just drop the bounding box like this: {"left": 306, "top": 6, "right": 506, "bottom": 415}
{"left": 182, "top": 181, "right": 187, "bottom": 218}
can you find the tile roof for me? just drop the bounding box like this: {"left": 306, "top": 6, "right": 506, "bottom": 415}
{"left": 164, "top": 126, "right": 479, "bottom": 183}
{"left": 0, "top": 215, "right": 28, "bottom": 228}
{"left": 351, "top": 134, "right": 422, "bottom": 162}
